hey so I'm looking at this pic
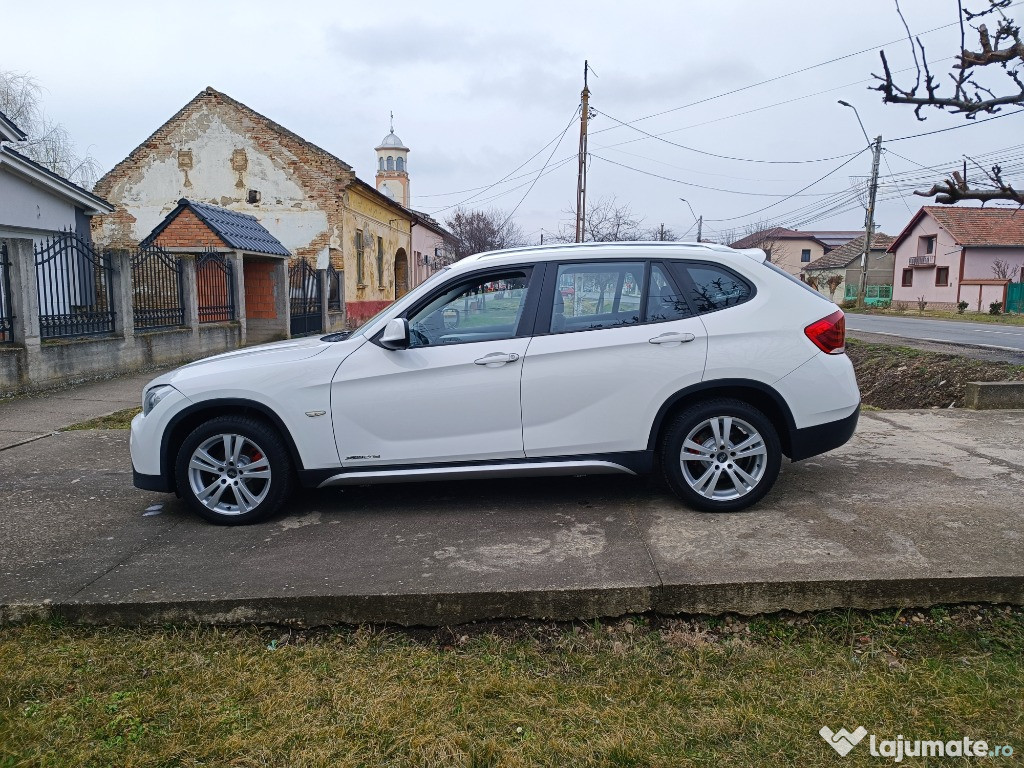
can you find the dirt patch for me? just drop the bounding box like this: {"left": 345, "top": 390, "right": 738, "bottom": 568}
{"left": 847, "top": 339, "right": 1024, "bottom": 409}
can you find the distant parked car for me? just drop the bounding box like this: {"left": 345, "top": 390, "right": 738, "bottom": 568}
{"left": 131, "top": 242, "right": 859, "bottom": 524}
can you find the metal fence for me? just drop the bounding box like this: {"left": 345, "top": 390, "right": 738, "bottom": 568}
{"left": 196, "top": 251, "right": 235, "bottom": 323}
{"left": 34, "top": 231, "right": 115, "bottom": 339}
{"left": 289, "top": 259, "right": 323, "bottom": 336}
{"left": 1008, "top": 282, "right": 1024, "bottom": 314}
{"left": 844, "top": 284, "right": 893, "bottom": 306}
{"left": 131, "top": 246, "right": 185, "bottom": 330}
{"left": 326, "top": 263, "right": 342, "bottom": 311}
{"left": 0, "top": 242, "right": 13, "bottom": 343}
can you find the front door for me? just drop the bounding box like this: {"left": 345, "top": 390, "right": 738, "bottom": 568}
{"left": 521, "top": 260, "right": 708, "bottom": 457}
{"left": 331, "top": 267, "right": 536, "bottom": 466}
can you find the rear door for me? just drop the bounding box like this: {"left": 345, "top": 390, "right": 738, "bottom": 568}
{"left": 520, "top": 259, "right": 708, "bottom": 457}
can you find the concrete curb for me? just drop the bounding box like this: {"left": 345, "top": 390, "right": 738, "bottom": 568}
{"left": 4, "top": 576, "right": 1022, "bottom": 627}
{"left": 965, "top": 381, "right": 1024, "bottom": 409}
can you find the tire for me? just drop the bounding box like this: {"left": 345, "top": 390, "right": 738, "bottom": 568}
{"left": 660, "top": 398, "right": 781, "bottom": 513}
{"left": 174, "top": 415, "right": 293, "bottom": 525}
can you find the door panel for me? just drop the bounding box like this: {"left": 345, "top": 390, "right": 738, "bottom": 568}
{"left": 332, "top": 339, "right": 530, "bottom": 466}
{"left": 521, "top": 261, "right": 707, "bottom": 457}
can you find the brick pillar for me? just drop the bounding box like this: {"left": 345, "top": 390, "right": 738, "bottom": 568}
{"left": 4, "top": 238, "right": 39, "bottom": 346}
{"left": 277, "top": 259, "right": 291, "bottom": 339}
{"left": 319, "top": 269, "right": 329, "bottom": 333}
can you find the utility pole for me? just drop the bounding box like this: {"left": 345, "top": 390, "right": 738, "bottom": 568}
{"left": 575, "top": 61, "right": 591, "bottom": 243}
{"left": 658, "top": 223, "right": 665, "bottom": 241}
{"left": 696, "top": 216, "right": 703, "bottom": 243}
{"left": 858, "top": 135, "right": 882, "bottom": 309}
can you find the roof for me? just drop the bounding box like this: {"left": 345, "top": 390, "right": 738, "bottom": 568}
{"left": 728, "top": 227, "right": 827, "bottom": 250}
{"left": 0, "top": 108, "right": 27, "bottom": 143}
{"left": 376, "top": 131, "right": 408, "bottom": 150}
{"left": 95, "top": 87, "right": 353, "bottom": 197}
{"left": 802, "top": 230, "right": 863, "bottom": 249}
{"left": 888, "top": 205, "right": 1024, "bottom": 251}
{"left": 0, "top": 145, "right": 113, "bottom": 215}
{"left": 410, "top": 209, "right": 455, "bottom": 239}
{"left": 141, "top": 198, "right": 291, "bottom": 256}
{"left": 803, "top": 233, "right": 894, "bottom": 271}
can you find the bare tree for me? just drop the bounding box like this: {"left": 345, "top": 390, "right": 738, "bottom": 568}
{"left": 0, "top": 69, "right": 100, "bottom": 187}
{"left": 555, "top": 195, "right": 651, "bottom": 243}
{"left": 804, "top": 269, "right": 846, "bottom": 301}
{"left": 443, "top": 208, "right": 527, "bottom": 261}
{"left": 873, "top": 1, "right": 1024, "bottom": 204}
{"left": 992, "top": 257, "right": 1023, "bottom": 279}
{"left": 729, "top": 221, "right": 786, "bottom": 267}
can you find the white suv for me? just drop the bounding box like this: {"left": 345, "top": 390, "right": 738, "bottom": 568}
{"left": 131, "top": 242, "right": 859, "bottom": 525}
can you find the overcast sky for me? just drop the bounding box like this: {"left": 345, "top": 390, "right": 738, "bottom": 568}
{"left": 4, "top": 0, "right": 1022, "bottom": 242}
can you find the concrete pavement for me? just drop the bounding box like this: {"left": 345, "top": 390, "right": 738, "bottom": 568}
{"left": 0, "top": 369, "right": 170, "bottom": 451}
{"left": 846, "top": 313, "right": 1024, "bottom": 353}
{"left": 2, "top": 407, "right": 1023, "bottom": 626}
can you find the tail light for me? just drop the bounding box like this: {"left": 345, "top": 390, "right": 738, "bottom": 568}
{"left": 804, "top": 310, "right": 845, "bottom": 354}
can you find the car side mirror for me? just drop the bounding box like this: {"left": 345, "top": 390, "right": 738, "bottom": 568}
{"left": 379, "top": 317, "right": 410, "bottom": 350}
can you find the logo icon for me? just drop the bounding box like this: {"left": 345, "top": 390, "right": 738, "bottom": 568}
{"left": 820, "top": 726, "right": 868, "bottom": 756}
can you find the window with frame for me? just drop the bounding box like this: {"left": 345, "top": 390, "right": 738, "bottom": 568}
{"left": 902, "top": 268, "right": 913, "bottom": 287}
{"left": 376, "top": 236, "right": 384, "bottom": 285}
{"left": 801, "top": 249, "right": 811, "bottom": 262}
{"left": 407, "top": 270, "right": 531, "bottom": 348}
{"left": 355, "top": 230, "right": 365, "bottom": 285}
{"left": 677, "top": 264, "right": 752, "bottom": 314}
{"left": 925, "top": 236, "right": 935, "bottom": 254}
{"left": 549, "top": 262, "right": 645, "bottom": 333}
{"left": 935, "top": 266, "right": 949, "bottom": 286}
{"left": 645, "top": 264, "right": 693, "bottom": 322}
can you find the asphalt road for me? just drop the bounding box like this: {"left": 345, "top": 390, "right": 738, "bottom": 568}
{"left": 845, "top": 313, "right": 1024, "bottom": 352}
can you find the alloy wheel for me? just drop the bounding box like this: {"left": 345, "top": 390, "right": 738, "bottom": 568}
{"left": 679, "top": 416, "right": 767, "bottom": 501}
{"left": 187, "top": 433, "right": 272, "bottom": 516}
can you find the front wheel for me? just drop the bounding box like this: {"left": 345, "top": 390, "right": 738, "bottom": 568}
{"left": 661, "top": 399, "right": 781, "bottom": 513}
{"left": 174, "top": 415, "right": 293, "bottom": 525}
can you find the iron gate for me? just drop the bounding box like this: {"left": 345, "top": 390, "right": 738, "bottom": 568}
{"left": 1008, "top": 282, "right": 1024, "bottom": 314}
{"left": 290, "top": 259, "right": 323, "bottom": 336}
{"left": 0, "top": 242, "right": 13, "bottom": 343}
{"left": 131, "top": 246, "right": 185, "bottom": 330}
{"left": 196, "top": 251, "right": 236, "bottom": 323}
{"left": 35, "top": 231, "right": 115, "bottom": 339}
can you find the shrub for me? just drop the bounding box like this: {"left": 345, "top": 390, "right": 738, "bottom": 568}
{"left": 893, "top": 301, "right": 908, "bottom": 313}
{"left": 957, "top": 300, "right": 969, "bottom": 314}
{"left": 917, "top": 296, "right": 928, "bottom": 314}
{"left": 989, "top": 301, "right": 1003, "bottom": 315}
{"left": 840, "top": 299, "right": 857, "bottom": 310}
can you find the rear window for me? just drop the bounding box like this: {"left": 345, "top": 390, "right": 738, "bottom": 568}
{"left": 670, "top": 263, "right": 753, "bottom": 314}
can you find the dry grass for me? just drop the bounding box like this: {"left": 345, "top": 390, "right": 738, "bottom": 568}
{"left": 848, "top": 307, "right": 1024, "bottom": 326}
{"left": 1, "top": 607, "right": 1022, "bottom": 767}
{"left": 64, "top": 407, "right": 142, "bottom": 431}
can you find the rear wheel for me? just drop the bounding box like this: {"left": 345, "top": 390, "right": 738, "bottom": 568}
{"left": 661, "top": 398, "right": 781, "bottom": 513}
{"left": 174, "top": 415, "right": 293, "bottom": 525}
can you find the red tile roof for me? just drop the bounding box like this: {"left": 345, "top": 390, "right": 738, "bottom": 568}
{"left": 728, "top": 227, "right": 827, "bottom": 250}
{"left": 888, "top": 206, "right": 1024, "bottom": 251}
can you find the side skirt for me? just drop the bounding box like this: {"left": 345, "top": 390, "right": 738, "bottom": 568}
{"left": 297, "top": 451, "right": 654, "bottom": 489}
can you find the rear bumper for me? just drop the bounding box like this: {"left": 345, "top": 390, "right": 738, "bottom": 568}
{"left": 788, "top": 407, "right": 859, "bottom": 461}
{"left": 133, "top": 468, "right": 174, "bottom": 493}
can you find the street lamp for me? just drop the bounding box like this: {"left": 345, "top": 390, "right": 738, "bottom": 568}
{"left": 679, "top": 198, "right": 702, "bottom": 242}
{"left": 837, "top": 100, "right": 882, "bottom": 310}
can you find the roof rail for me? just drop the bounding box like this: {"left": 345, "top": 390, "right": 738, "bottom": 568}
{"left": 471, "top": 240, "right": 737, "bottom": 261}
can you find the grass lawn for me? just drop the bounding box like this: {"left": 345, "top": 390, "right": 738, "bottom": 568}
{"left": 2, "top": 607, "right": 1021, "bottom": 766}
{"left": 847, "top": 306, "right": 1024, "bottom": 326}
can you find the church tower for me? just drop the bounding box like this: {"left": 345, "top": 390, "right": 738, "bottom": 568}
{"left": 374, "top": 113, "right": 410, "bottom": 208}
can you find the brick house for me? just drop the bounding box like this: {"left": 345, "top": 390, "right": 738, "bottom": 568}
{"left": 92, "top": 87, "right": 413, "bottom": 325}
{"left": 889, "top": 206, "right": 1024, "bottom": 312}
{"left": 801, "top": 233, "right": 895, "bottom": 304}
{"left": 728, "top": 228, "right": 860, "bottom": 277}
{"left": 142, "top": 198, "right": 292, "bottom": 344}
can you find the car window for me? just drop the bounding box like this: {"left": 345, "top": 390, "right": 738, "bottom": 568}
{"left": 679, "top": 264, "right": 752, "bottom": 314}
{"left": 407, "top": 270, "right": 531, "bottom": 347}
{"left": 550, "top": 262, "right": 644, "bottom": 333}
{"left": 645, "top": 264, "right": 693, "bottom": 322}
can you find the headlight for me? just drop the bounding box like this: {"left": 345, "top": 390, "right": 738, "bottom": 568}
{"left": 143, "top": 385, "right": 175, "bottom": 416}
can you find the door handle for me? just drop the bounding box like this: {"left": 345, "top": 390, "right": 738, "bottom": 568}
{"left": 474, "top": 352, "right": 521, "bottom": 366}
{"left": 649, "top": 332, "right": 696, "bottom": 344}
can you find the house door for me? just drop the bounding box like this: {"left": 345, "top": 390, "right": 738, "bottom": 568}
{"left": 395, "top": 248, "right": 409, "bottom": 299}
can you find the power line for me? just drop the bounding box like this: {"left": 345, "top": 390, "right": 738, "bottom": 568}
{"left": 888, "top": 108, "right": 1024, "bottom": 142}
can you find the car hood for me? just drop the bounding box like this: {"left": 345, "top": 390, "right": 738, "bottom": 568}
{"left": 144, "top": 334, "right": 364, "bottom": 393}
